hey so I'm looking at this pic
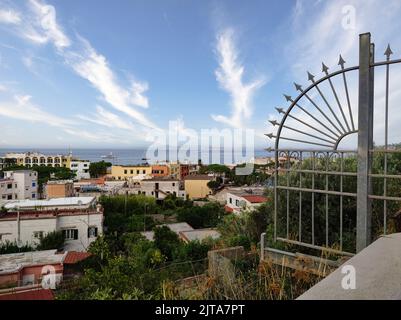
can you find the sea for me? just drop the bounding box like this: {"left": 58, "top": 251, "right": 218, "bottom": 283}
{"left": 0, "top": 148, "right": 272, "bottom": 165}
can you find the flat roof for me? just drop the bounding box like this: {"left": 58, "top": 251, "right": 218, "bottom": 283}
{"left": 0, "top": 250, "right": 66, "bottom": 275}
{"left": 180, "top": 229, "right": 221, "bottom": 242}
{"left": 3, "top": 196, "right": 95, "bottom": 210}
{"left": 141, "top": 222, "right": 194, "bottom": 241}
{"left": 47, "top": 180, "right": 74, "bottom": 185}
{"left": 184, "top": 175, "right": 214, "bottom": 181}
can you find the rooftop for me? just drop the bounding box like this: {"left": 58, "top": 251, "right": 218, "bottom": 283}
{"left": 241, "top": 195, "right": 268, "bottom": 203}
{"left": 180, "top": 229, "right": 221, "bottom": 242}
{"left": 0, "top": 250, "right": 66, "bottom": 275}
{"left": 3, "top": 196, "right": 96, "bottom": 210}
{"left": 47, "top": 180, "right": 74, "bottom": 185}
{"left": 142, "top": 177, "right": 179, "bottom": 182}
{"left": 141, "top": 222, "right": 194, "bottom": 241}
{"left": 184, "top": 175, "right": 214, "bottom": 181}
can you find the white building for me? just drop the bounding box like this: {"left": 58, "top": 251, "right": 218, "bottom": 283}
{"left": 70, "top": 160, "right": 91, "bottom": 180}
{"left": 0, "top": 178, "right": 18, "bottom": 201}
{"left": 225, "top": 192, "right": 267, "bottom": 214}
{"left": 135, "top": 178, "right": 186, "bottom": 200}
{"left": 0, "top": 197, "right": 103, "bottom": 252}
{"left": 2, "top": 170, "right": 38, "bottom": 201}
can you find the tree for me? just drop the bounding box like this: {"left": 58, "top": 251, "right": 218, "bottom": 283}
{"left": 176, "top": 203, "right": 224, "bottom": 229}
{"left": 154, "top": 226, "right": 181, "bottom": 260}
{"left": 37, "top": 231, "right": 65, "bottom": 251}
{"left": 207, "top": 180, "right": 221, "bottom": 192}
{"left": 89, "top": 161, "right": 112, "bottom": 178}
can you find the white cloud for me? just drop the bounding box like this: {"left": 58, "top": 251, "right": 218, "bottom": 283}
{"left": 77, "top": 105, "right": 136, "bottom": 131}
{"left": 65, "top": 37, "right": 156, "bottom": 129}
{"left": 212, "top": 28, "right": 265, "bottom": 128}
{"left": 26, "top": 0, "right": 71, "bottom": 50}
{"left": 0, "top": 9, "right": 21, "bottom": 25}
{"left": 0, "top": 0, "right": 158, "bottom": 135}
{"left": 0, "top": 94, "right": 73, "bottom": 128}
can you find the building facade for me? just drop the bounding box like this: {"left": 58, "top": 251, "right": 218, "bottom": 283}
{"left": 2, "top": 170, "right": 38, "bottom": 201}
{"left": 0, "top": 178, "right": 18, "bottom": 201}
{"left": 70, "top": 159, "right": 90, "bottom": 180}
{"left": 3, "top": 152, "right": 72, "bottom": 168}
{"left": 151, "top": 165, "right": 170, "bottom": 178}
{"left": 110, "top": 165, "right": 152, "bottom": 181}
{"left": 0, "top": 197, "right": 103, "bottom": 251}
{"left": 184, "top": 175, "right": 213, "bottom": 200}
{"left": 46, "top": 180, "right": 75, "bottom": 199}
{"left": 139, "top": 178, "right": 186, "bottom": 200}
{"left": 225, "top": 192, "right": 267, "bottom": 213}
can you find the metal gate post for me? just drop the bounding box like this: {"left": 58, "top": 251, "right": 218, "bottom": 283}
{"left": 356, "top": 33, "right": 375, "bottom": 252}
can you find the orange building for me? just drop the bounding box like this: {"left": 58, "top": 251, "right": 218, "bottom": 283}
{"left": 151, "top": 165, "right": 170, "bottom": 177}
{"left": 46, "top": 180, "right": 74, "bottom": 199}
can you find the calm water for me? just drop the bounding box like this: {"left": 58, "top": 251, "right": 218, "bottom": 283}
{"left": 0, "top": 148, "right": 271, "bottom": 165}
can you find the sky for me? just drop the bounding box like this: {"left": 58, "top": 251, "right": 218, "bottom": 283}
{"left": 1, "top": 0, "right": 401, "bottom": 150}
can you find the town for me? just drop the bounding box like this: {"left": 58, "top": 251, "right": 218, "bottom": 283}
{"left": 1, "top": 0, "right": 401, "bottom": 309}
{"left": 0, "top": 150, "right": 274, "bottom": 299}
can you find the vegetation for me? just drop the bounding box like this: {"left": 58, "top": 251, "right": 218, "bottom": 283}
{"left": 36, "top": 231, "right": 65, "bottom": 251}
{"left": 0, "top": 231, "right": 65, "bottom": 254}
{"left": 176, "top": 202, "right": 225, "bottom": 229}
{"left": 0, "top": 241, "right": 34, "bottom": 255}
{"left": 89, "top": 161, "right": 112, "bottom": 178}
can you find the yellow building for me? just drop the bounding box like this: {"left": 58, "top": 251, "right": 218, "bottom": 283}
{"left": 184, "top": 175, "right": 214, "bottom": 200}
{"left": 110, "top": 165, "right": 152, "bottom": 180}
{"left": 4, "top": 152, "right": 72, "bottom": 168}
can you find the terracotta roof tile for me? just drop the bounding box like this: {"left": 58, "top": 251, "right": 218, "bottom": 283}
{"left": 64, "top": 251, "right": 91, "bottom": 264}
{"left": 241, "top": 195, "right": 267, "bottom": 203}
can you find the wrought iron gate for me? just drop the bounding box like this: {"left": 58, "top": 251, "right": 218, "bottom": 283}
{"left": 266, "top": 33, "right": 401, "bottom": 255}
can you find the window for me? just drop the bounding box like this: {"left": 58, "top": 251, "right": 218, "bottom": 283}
{"left": 124, "top": 170, "right": 128, "bottom": 174}
{"left": 62, "top": 229, "right": 78, "bottom": 240}
{"left": 136, "top": 170, "right": 140, "bottom": 174}
{"left": 7, "top": 183, "right": 12, "bottom": 189}
{"left": 32, "top": 193, "right": 36, "bottom": 199}
{"left": 7, "top": 195, "right": 12, "bottom": 200}
{"left": 236, "top": 200, "right": 239, "bottom": 206}
{"left": 32, "top": 182, "right": 36, "bottom": 187}
{"left": 87, "top": 227, "right": 98, "bottom": 238}
{"left": 33, "top": 231, "right": 44, "bottom": 239}
{"left": 172, "top": 183, "right": 175, "bottom": 187}
{"left": 130, "top": 170, "right": 134, "bottom": 174}
{"left": 229, "top": 198, "right": 232, "bottom": 204}
{"left": 143, "top": 170, "right": 146, "bottom": 174}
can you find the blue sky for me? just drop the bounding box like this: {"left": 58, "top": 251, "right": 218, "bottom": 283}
{"left": 1, "top": 0, "right": 401, "bottom": 149}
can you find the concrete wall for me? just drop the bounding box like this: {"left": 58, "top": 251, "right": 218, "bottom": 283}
{"left": 0, "top": 212, "right": 103, "bottom": 252}
{"left": 184, "top": 179, "right": 212, "bottom": 199}
{"left": 46, "top": 183, "right": 74, "bottom": 199}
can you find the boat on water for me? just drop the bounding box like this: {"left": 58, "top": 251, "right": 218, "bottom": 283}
{"left": 101, "top": 152, "right": 115, "bottom": 160}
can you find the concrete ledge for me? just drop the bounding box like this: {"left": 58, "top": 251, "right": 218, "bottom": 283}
{"left": 298, "top": 233, "right": 401, "bottom": 300}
